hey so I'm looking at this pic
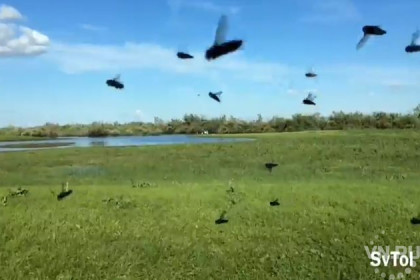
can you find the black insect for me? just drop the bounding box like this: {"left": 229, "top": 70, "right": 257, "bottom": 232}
{"left": 357, "top": 25, "right": 386, "bottom": 50}
{"left": 57, "top": 182, "right": 73, "bottom": 201}
{"left": 2, "top": 187, "right": 29, "bottom": 206}
{"left": 303, "top": 93, "right": 316, "bottom": 105}
{"left": 411, "top": 217, "right": 420, "bottom": 225}
{"left": 406, "top": 45, "right": 420, "bottom": 53}
{"left": 57, "top": 190, "right": 72, "bottom": 200}
{"left": 270, "top": 199, "right": 280, "bottom": 206}
{"left": 9, "top": 187, "right": 29, "bottom": 197}
{"left": 209, "top": 91, "right": 222, "bottom": 102}
{"left": 363, "top": 25, "right": 386, "bottom": 35}
{"left": 405, "top": 29, "right": 420, "bottom": 53}
{"left": 305, "top": 67, "right": 317, "bottom": 78}
{"left": 265, "top": 162, "right": 278, "bottom": 172}
{"left": 205, "top": 15, "right": 243, "bottom": 60}
{"left": 106, "top": 74, "right": 124, "bottom": 90}
{"left": 215, "top": 210, "right": 229, "bottom": 225}
{"left": 177, "top": 52, "right": 194, "bottom": 59}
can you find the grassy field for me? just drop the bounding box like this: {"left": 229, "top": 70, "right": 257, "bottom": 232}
{"left": 0, "top": 130, "right": 419, "bottom": 280}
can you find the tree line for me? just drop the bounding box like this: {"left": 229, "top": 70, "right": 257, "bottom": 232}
{"left": 1, "top": 106, "right": 420, "bottom": 138}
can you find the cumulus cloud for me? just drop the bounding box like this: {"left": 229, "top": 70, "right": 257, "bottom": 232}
{"left": 45, "top": 41, "right": 294, "bottom": 85}
{"left": 0, "top": 5, "right": 49, "bottom": 57}
{"left": 0, "top": 24, "right": 49, "bottom": 56}
{"left": 300, "top": 0, "right": 361, "bottom": 23}
{"left": 0, "top": 4, "right": 22, "bottom": 21}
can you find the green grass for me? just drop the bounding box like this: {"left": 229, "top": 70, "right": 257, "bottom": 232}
{"left": 0, "top": 130, "right": 419, "bottom": 280}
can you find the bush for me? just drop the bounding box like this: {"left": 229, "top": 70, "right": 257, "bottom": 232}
{"left": 3, "top": 104, "right": 420, "bottom": 138}
{"left": 88, "top": 127, "right": 110, "bottom": 137}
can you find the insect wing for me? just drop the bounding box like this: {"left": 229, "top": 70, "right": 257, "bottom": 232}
{"left": 411, "top": 29, "right": 419, "bottom": 45}
{"left": 356, "top": 34, "right": 370, "bottom": 50}
{"left": 214, "top": 15, "right": 228, "bottom": 45}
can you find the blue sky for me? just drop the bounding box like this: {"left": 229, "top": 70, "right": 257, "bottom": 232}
{"left": 1, "top": 0, "right": 420, "bottom": 127}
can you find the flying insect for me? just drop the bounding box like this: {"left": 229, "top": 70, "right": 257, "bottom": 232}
{"left": 303, "top": 93, "right": 316, "bottom": 105}
{"left": 177, "top": 51, "right": 194, "bottom": 59}
{"left": 405, "top": 29, "right": 420, "bottom": 53}
{"left": 57, "top": 182, "right": 73, "bottom": 201}
{"left": 215, "top": 210, "right": 229, "bottom": 225}
{"left": 356, "top": 25, "right": 386, "bottom": 50}
{"left": 270, "top": 199, "right": 280, "bottom": 206}
{"left": 205, "top": 15, "right": 243, "bottom": 60}
{"left": 265, "top": 162, "right": 278, "bottom": 172}
{"left": 411, "top": 217, "right": 420, "bottom": 225}
{"left": 305, "top": 67, "right": 317, "bottom": 78}
{"left": 208, "top": 91, "right": 222, "bottom": 102}
{"left": 106, "top": 74, "right": 124, "bottom": 90}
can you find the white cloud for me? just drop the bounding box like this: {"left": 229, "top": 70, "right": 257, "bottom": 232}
{"left": 300, "top": 0, "right": 361, "bottom": 23}
{"left": 0, "top": 24, "right": 49, "bottom": 56}
{"left": 0, "top": 5, "right": 49, "bottom": 57}
{"left": 0, "top": 4, "right": 22, "bottom": 21}
{"left": 45, "top": 41, "right": 294, "bottom": 85}
{"left": 168, "top": 0, "right": 240, "bottom": 15}
{"left": 79, "top": 24, "right": 106, "bottom": 32}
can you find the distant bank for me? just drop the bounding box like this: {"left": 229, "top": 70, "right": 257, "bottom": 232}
{"left": 1, "top": 109, "right": 420, "bottom": 141}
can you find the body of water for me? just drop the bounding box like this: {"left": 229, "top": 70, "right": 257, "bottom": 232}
{"left": 0, "top": 135, "right": 254, "bottom": 152}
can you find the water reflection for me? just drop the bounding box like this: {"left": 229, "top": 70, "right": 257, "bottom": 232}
{"left": 90, "top": 141, "right": 106, "bottom": 147}
{"left": 0, "top": 135, "right": 253, "bottom": 152}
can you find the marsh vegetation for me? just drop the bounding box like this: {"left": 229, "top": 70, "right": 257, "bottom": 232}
{"left": 0, "top": 130, "right": 419, "bottom": 279}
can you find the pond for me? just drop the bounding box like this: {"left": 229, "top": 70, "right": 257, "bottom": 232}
{"left": 0, "top": 135, "right": 254, "bottom": 152}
